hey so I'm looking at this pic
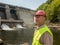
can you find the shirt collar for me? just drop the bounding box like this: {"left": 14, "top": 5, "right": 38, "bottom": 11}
{"left": 36, "top": 24, "right": 45, "bottom": 30}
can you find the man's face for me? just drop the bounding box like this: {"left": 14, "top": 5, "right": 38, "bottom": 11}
{"left": 34, "top": 15, "right": 45, "bottom": 25}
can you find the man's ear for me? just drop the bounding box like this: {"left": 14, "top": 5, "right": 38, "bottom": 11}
{"left": 45, "top": 17, "right": 47, "bottom": 20}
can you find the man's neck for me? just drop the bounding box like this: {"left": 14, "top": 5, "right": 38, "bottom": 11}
{"left": 38, "top": 23, "right": 44, "bottom": 27}
{"left": 36, "top": 24, "right": 45, "bottom": 29}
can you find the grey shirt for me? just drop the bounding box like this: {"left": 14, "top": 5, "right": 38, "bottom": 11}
{"left": 40, "top": 31, "right": 53, "bottom": 45}
{"left": 36, "top": 25, "right": 53, "bottom": 45}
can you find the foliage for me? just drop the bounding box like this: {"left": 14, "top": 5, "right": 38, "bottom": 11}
{"left": 37, "top": 0, "right": 60, "bottom": 23}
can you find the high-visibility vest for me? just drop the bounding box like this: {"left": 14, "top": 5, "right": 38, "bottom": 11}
{"left": 32, "top": 25, "right": 53, "bottom": 45}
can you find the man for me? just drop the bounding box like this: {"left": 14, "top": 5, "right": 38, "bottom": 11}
{"left": 32, "top": 10, "right": 53, "bottom": 45}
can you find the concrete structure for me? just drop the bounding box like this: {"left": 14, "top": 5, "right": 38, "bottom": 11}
{"left": 0, "top": 3, "right": 35, "bottom": 45}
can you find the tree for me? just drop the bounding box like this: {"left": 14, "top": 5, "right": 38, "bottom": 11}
{"left": 37, "top": 0, "right": 60, "bottom": 23}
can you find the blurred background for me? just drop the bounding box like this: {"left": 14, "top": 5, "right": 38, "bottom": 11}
{"left": 0, "top": 0, "right": 60, "bottom": 45}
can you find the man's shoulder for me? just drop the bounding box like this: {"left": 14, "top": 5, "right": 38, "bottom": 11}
{"left": 41, "top": 31, "right": 53, "bottom": 40}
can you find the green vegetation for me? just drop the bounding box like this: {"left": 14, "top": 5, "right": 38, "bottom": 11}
{"left": 37, "top": 0, "right": 60, "bottom": 23}
{"left": 37, "top": 0, "right": 60, "bottom": 45}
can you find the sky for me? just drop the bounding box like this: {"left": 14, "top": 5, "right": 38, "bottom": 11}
{"left": 0, "top": 0, "right": 47, "bottom": 10}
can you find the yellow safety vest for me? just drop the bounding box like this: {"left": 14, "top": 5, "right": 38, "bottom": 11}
{"left": 32, "top": 25, "right": 53, "bottom": 45}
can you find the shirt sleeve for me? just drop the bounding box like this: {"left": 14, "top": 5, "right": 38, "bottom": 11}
{"left": 40, "top": 31, "right": 53, "bottom": 45}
